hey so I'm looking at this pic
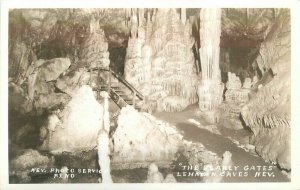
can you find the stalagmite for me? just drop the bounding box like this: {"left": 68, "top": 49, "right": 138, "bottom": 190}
{"left": 197, "top": 8, "right": 224, "bottom": 123}
{"left": 78, "top": 19, "right": 110, "bottom": 70}
{"left": 163, "top": 174, "right": 177, "bottom": 183}
{"left": 97, "top": 91, "right": 113, "bottom": 183}
{"left": 181, "top": 8, "right": 186, "bottom": 24}
{"left": 145, "top": 163, "right": 164, "bottom": 183}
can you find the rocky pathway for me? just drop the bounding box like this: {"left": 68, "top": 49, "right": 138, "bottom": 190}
{"left": 153, "top": 104, "right": 290, "bottom": 182}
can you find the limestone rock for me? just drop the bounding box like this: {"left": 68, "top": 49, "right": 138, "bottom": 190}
{"left": 33, "top": 93, "right": 70, "bottom": 113}
{"left": 112, "top": 106, "right": 183, "bottom": 168}
{"left": 9, "top": 41, "right": 30, "bottom": 83}
{"left": 241, "top": 17, "right": 290, "bottom": 170}
{"left": 9, "top": 82, "right": 33, "bottom": 114}
{"left": 40, "top": 85, "right": 103, "bottom": 153}
{"left": 36, "top": 58, "right": 71, "bottom": 82}
{"left": 55, "top": 68, "right": 90, "bottom": 96}
{"left": 27, "top": 58, "right": 71, "bottom": 110}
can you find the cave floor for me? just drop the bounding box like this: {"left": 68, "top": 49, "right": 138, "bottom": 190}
{"left": 9, "top": 103, "right": 290, "bottom": 183}
{"left": 153, "top": 104, "right": 290, "bottom": 182}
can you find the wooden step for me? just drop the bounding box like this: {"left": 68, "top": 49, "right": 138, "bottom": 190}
{"left": 110, "top": 84, "right": 125, "bottom": 88}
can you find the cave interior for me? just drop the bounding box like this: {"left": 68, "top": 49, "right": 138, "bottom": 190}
{"left": 8, "top": 8, "right": 291, "bottom": 183}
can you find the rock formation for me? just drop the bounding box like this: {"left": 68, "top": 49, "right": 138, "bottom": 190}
{"left": 9, "top": 82, "right": 33, "bottom": 114}
{"left": 78, "top": 18, "right": 110, "bottom": 70}
{"left": 124, "top": 9, "right": 199, "bottom": 112}
{"left": 145, "top": 163, "right": 164, "bottom": 183}
{"left": 40, "top": 85, "right": 103, "bottom": 154}
{"left": 55, "top": 68, "right": 90, "bottom": 97}
{"left": 241, "top": 15, "right": 290, "bottom": 170}
{"left": 163, "top": 174, "right": 177, "bottom": 183}
{"left": 111, "top": 106, "right": 184, "bottom": 169}
{"left": 9, "top": 41, "right": 31, "bottom": 85}
{"left": 202, "top": 151, "right": 233, "bottom": 183}
{"left": 219, "top": 72, "right": 251, "bottom": 129}
{"left": 9, "top": 58, "right": 71, "bottom": 114}
{"left": 197, "top": 8, "right": 224, "bottom": 123}
{"left": 97, "top": 91, "right": 113, "bottom": 183}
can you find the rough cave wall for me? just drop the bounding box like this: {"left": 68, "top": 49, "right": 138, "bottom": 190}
{"left": 9, "top": 10, "right": 113, "bottom": 161}
{"left": 241, "top": 15, "right": 291, "bottom": 170}
{"left": 124, "top": 9, "right": 199, "bottom": 112}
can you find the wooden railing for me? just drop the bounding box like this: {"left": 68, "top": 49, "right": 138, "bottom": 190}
{"left": 90, "top": 67, "right": 143, "bottom": 107}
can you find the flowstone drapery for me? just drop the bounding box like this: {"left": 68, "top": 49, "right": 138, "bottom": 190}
{"left": 241, "top": 16, "right": 291, "bottom": 170}
{"left": 124, "top": 9, "right": 199, "bottom": 112}
{"left": 197, "top": 8, "right": 224, "bottom": 123}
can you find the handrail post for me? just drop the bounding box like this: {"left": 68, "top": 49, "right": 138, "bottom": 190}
{"left": 108, "top": 68, "right": 111, "bottom": 95}
{"left": 133, "top": 91, "right": 136, "bottom": 107}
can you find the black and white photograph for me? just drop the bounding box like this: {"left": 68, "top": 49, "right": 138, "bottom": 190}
{"left": 1, "top": 1, "right": 300, "bottom": 190}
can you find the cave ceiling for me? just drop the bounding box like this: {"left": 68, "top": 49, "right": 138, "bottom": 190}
{"left": 9, "top": 8, "right": 290, "bottom": 50}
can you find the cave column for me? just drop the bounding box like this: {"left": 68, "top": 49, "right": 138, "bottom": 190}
{"left": 197, "top": 8, "right": 224, "bottom": 123}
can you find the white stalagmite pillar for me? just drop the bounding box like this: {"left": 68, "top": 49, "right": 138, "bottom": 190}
{"left": 199, "top": 8, "right": 222, "bottom": 81}
{"left": 98, "top": 91, "right": 113, "bottom": 183}
{"left": 197, "top": 8, "right": 224, "bottom": 122}
{"left": 181, "top": 8, "right": 186, "bottom": 24}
